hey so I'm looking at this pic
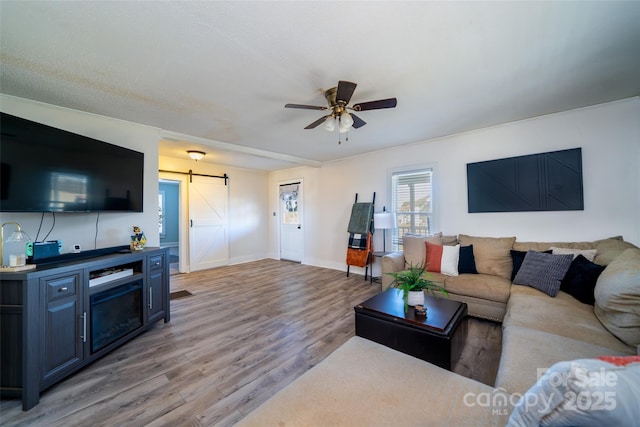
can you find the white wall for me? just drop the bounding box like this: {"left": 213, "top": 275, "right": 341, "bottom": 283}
{"left": 269, "top": 98, "right": 640, "bottom": 277}
{"left": 0, "top": 95, "right": 161, "bottom": 253}
{"left": 3, "top": 94, "right": 637, "bottom": 274}
{"left": 0, "top": 95, "right": 272, "bottom": 267}
{"left": 158, "top": 156, "right": 269, "bottom": 266}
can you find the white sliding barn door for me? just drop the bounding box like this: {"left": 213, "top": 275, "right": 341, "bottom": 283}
{"left": 188, "top": 175, "right": 229, "bottom": 271}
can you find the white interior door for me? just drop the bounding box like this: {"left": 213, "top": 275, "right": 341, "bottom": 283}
{"left": 189, "top": 175, "right": 229, "bottom": 271}
{"left": 279, "top": 181, "right": 303, "bottom": 262}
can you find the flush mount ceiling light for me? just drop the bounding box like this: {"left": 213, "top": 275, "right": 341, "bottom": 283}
{"left": 187, "top": 150, "right": 206, "bottom": 161}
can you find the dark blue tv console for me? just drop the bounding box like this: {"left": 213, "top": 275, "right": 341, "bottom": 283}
{"left": 0, "top": 246, "right": 170, "bottom": 411}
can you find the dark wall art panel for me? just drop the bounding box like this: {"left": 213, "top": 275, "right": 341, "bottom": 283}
{"left": 467, "top": 148, "right": 583, "bottom": 213}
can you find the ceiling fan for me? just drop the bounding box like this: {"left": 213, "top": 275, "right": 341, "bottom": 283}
{"left": 285, "top": 81, "right": 397, "bottom": 136}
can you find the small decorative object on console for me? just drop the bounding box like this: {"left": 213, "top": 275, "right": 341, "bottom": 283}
{"left": 414, "top": 305, "right": 427, "bottom": 316}
{"left": 130, "top": 226, "right": 147, "bottom": 250}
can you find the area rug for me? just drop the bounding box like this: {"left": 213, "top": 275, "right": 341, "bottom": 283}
{"left": 170, "top": 290, "right": 193, "bottom": 300}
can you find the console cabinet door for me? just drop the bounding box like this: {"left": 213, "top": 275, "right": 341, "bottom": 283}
{"left": 40, "top": 270, "right": 84, "bottom": 387}
{"left": 147, "top": 254, "right": 166, "bottom": 324}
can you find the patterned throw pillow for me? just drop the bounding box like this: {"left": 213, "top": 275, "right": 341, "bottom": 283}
{"left": 510, "top": 249, "right": 552, "bottom": 281}
{"left": 425, "top": 242, "right": 459, "bottom": 276}
{"left": 507, "top": 357, "right": 640, "bottom": 427}
{"left": 513, "top": 251, "right": 573, "bottom": 297}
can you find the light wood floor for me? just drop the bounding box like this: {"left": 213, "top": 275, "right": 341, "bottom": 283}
{"left": 1, "top": 259, "right": 500, "bottom": 426}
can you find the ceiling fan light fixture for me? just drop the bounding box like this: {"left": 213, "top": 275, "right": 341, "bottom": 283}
{"left": 338, "top": 114, "right": 351, "bottom": 133}
{"left": 187, "top": 150, "right": 206, "bottom": 161}
{"left": 340, "top": 111, "right": 354, "bottom": 128}
{"left": 339, "top": 122, "right": 349, "bottom": 133}
{"left": 285, "top": 80, "right": 397, "bottom": 133}
{"left": 324, "top": 116, "right": 336, "bottom": 131}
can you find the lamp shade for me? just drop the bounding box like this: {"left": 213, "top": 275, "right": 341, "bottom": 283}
{"left": 374, "top": 212, "right": 396, "bottom": 230}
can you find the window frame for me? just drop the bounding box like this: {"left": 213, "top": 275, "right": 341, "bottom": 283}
{"left": 387, "top": 163, "right": 439, "bottom": 251}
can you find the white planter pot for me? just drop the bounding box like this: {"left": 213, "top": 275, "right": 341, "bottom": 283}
{"left": 407, "top": 290, "right": 424, "bottom": 306}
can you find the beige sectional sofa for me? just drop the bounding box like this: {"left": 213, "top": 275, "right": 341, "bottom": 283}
{"left": 381, "top": 234, "right": 636, "bottom": 322}
{"left": 238, "top": 235, "right": 640, "bottom": 426}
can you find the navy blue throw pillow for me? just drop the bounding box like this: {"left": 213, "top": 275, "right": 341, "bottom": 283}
{"left": 560, "top": 255, "right": 606, "bottom": 305}
{"left": 458, "top": 245, "right": 478, "bottom": 274}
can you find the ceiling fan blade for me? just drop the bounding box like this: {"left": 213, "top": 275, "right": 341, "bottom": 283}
{"left": 285, "top": 103, "right": 327, "bottom": 110}
{"left": 336, "top": 81, "right": 357, "bottom": 104}
{"left": 352, "top": 97, "right": 397, "bottom": 111}
{"left": 304, "top": 115, "right": 330, "bottom": 129}
{"left": 350, "top": 113, "right": 366, "bottom": 129}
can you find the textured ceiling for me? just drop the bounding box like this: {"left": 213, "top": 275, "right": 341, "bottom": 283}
{"left": 1, "top": 1, "right": 639, "bottom": 170}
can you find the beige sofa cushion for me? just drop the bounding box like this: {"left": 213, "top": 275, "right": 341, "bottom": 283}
{"left": 550, "top": 246, "right": 597, "bottom": 262}
{"left": 496, "top": 325, "right": 633, "bottom": 395}
{"left": 512, "top": 236, "right": 637, "bottom": 266}
{"left": 444, "top": 274, "right": 511, "bottom": 304}
{"left": 442, "top": 234, "right": 459, "bottom": 246}
{"left": 506, "top": 286, "right": 633, "bottom": 354}
{"left": 237, "top": 336, "right": 509, "bottom": 426}
{"left": 403, "top": 233, "right": 442, "bottom": 268}
{"left": 458, "top": 234, "right": 515, "bottom": 280}
{"left": 513, "top": 240, "right": 595, "bottom": 252}
{"left": 594, "top": 248, "right": 640, "bottom": 347}
{"left": 594, "top": 236, "right": 639, "bottom": 266}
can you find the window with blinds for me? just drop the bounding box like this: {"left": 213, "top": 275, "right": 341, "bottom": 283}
{"left": 391, "top": 169, "right": 433, "bottom": 251}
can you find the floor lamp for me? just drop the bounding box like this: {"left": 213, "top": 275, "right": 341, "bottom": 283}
{"left": 374, "top": 207, "right": 396, "bottom": 253}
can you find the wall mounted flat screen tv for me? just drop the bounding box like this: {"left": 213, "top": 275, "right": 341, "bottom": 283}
{"left": 1, "top": 112, "right": 144, "bottom": 212}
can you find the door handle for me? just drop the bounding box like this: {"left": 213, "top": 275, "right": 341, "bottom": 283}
{"left": 297, "top": 225, "right": 301, "bottom": 229}
{"left": 80, "top": 312, "right": 87, "bottom": 343}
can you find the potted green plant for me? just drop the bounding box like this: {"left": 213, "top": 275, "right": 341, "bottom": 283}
{"left": 386, "top": 262, "right": 448, "bottom": 310}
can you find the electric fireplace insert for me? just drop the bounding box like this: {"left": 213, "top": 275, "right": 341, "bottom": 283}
{"left": 90, "top": 280, "right": 143, "bottom": 353}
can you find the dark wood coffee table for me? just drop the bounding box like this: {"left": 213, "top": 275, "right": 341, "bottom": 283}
{"left": 354, "top": 289, "right": 468, "bottom": 370}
